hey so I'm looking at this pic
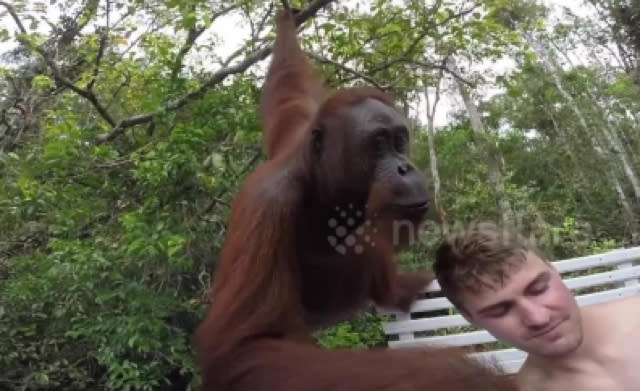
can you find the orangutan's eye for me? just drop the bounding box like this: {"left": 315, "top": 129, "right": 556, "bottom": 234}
{"left": 372, "top": 129, "right": 390, "bottom": 155}
{"left": 394, "top": 131, "right": 408, "bottom": 153}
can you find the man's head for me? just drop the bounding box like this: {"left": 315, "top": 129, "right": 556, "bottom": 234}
{"left": 434, "top": 221, "right": 583, "bottom": 358}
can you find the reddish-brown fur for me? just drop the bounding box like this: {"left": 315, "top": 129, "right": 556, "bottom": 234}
{"left": 194, "top": 8, "right": 518, "bottom": 391}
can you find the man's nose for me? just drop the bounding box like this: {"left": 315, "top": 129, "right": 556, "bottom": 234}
{"left": 518, "top": 299, "right": 551, "bottom": 328}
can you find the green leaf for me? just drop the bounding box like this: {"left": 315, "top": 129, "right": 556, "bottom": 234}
{"left": 31, "top": 75, "right": 55, "bottom": 91}
{"left": 183, "top": 11, "right": 197, "bottom": 29}
{"left": 167, "top": 235, "right": 185, "bottom": 257}
{"left": 33, "top": 372, "right": 50, "bottom": 386}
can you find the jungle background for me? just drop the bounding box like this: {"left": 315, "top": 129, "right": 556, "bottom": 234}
{"left": 1, "top": 0, "right": 639, "bottom": 389}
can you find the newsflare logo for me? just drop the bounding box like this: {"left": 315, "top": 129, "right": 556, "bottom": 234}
{"left": 327, "top": 204, "right": 377, "bottom": 255}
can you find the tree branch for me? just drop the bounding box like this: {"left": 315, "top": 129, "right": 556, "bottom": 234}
{"left": 1, "top": 1, "right": 117, "bottom": 127}
{"left": 191, "top": 147, "right": 263, "bottom": 227}
{"left": 307, "top": 52, "right": 387, "bottom": 91}
{"left": 0, "top": 1, "right": 27, "bottom": 33}
{"left": 117, "top": 15, "right": 167, "bottom": 61}
{"left": 344, "top": 4, "right": 480, "bottom": 83}
{"left": 95, "top": 0, "right": 336, "bottom": 144}
{"left": 219, "top": 36, "right": 270, "bottom": 68}
{"left": 255, "top": 3, "right": 276, "bottom": 40}
{"left": 171, "top": 4, "right": 239, "bottom": 81}
{"left": 111, "top": 6, "right": 133, "bottom": 31}
{"left": 415, "top": 59, "right": 475, "bottom": 87}
{"left": 73, "top": 0, "right": 99, "bottom": 36}
{"left": 105, "top": 73, "right": 131, "bottom": 111}
{"left": 87, "top": 29, "right": 108, "bottom": 91}
{"left": 3, "top": 0, "right": 335, "bottom": 144}
{"left": 244, "top": 2, "right": 276, "bottom": 55}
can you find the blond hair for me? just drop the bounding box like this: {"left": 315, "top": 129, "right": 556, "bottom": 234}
{"left": 434, "top": 221, "right": 545, "bottom": 310}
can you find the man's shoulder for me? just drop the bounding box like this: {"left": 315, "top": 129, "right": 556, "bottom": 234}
{"left": 613, "top": 294, "right": 640, "bottom": 310}
{"left": 582, "top": 294, "right": 640, "bottom": 343}
{"left": 516, "top": 359, "right": 573, "bottom": 391}
{"left": 610, "top": 295, "right": 640, "bottom": 331}
{"left": 585, "top": 294, "right": 640, "bottom": 320}
{"left": 515, "top": 358, "right": 547, "bottom": 391}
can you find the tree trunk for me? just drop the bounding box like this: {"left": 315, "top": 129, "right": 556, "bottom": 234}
{"left": 526, "top": 33, "right": 640, "bottom": 204}
{"left": 423, "top": 76, "right": 447, "bottom": 230}
{"left": 549, "top": 106, "right": 638, "bottom": 232}
{"left": 551, "top": 38, "right": 640, "bottom": 196}
{"left": 446, "top": 57, "right": 514, "bottom": 225}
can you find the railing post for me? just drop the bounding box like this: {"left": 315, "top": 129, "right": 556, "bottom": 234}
{"left": 394, "top": 312, "right": 415, "bottom": 343}
{"left": 617, "top": 262, "right": 639, "bottom": 287}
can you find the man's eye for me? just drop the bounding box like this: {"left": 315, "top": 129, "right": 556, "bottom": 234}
{"left": 530, "top": 283, "right": 548, "bottom": 295}
{"left": 486, "top": 305, "right": 510, "bottom": 318}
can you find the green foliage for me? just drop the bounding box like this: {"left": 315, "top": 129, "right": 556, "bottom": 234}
{"left": 1, "top": 240, "right": 197, "bottom": 390}
{"left": 1, "top": 0, "right": 639, "bottom": 390}
{"left": 314, "top": 312, "right": 389, "bottom": 349}
{"left": 31, "top": 75, "right": 55, "bottom": 92}
{"left": 0, "top": 46, "right": 260, "bottom": 389}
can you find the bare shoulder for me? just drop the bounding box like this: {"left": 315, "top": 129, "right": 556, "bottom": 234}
{"left": 583, "top": 295, "right": 640, "bottom": 319}
{"left": 603, "top": 295, "right": 640, "bottom": 322}
{"left": 582, "top": 294, "right": 640, "bottom": 341}
{"left": 515, "top": 359, "right": 547, "bottom": 391}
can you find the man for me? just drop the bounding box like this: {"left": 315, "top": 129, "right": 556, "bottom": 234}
{"left": 433, "top": 221, "right": 640, "bottom": 391}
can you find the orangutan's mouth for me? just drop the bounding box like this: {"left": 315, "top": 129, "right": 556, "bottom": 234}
{"left": 394, "top": 200, "right": 429, "bottom": 211}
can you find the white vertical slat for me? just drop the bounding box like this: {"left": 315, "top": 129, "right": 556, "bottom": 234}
{"left": 394, "top": 312, "right": 414, "bottom": 342}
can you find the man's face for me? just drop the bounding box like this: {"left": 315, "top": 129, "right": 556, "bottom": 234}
{"left": 460, "top": 251, "right": 583, "bottom": 357}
